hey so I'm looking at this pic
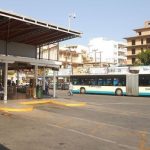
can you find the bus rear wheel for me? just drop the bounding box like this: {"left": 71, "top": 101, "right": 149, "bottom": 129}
{"left": 115, "top": 88, "right": 123, "bottom": 96}
{"left": 80, "top": 87, "right": 86, "bottom": 94}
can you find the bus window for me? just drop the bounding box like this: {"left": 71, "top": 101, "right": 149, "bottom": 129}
{"left": 98, "top": 78, "right": 103, "bottom": 86}
{"left": 105, "top": 78, "right": 113, "bottom": 86}
{"left": 89, "top": 78, "right": 97, "bottom": 85}
{"left": 139, "top": 75, "right": 150, "bottom": 86}
{"left": 80, "top": 78, "right": 85, "bottom": 85}
{"left": 72, "top": 77, "right": 79, "bottom": 85}
{"left": 72, "top": 79, "right": 78, "bottom": 85}
{"left": 113, "top": 78, "right": 119, "bottom": 86}
{"left": 119, "top": 78, "right": 126, "bottom": 86}
{"left": 113, "top": 77, "right": 126, "bottom": 86}
{"left": 79, "top": 77, "right": 89, "bottom": 85}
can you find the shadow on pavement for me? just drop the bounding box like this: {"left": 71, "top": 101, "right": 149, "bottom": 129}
{"left": 0, "top": 144, "right": 10, "bottom": 150}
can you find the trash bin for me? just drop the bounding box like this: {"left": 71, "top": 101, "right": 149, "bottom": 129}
{"left": 36, "top": 85, "right": 43, "bottom": 99}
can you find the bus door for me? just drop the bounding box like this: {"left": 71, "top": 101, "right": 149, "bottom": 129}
{"left": 126, "top": 74, "right": 139, "bottom": 96}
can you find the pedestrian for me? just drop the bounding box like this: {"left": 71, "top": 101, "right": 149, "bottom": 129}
{"left": 68, "top": 82, "right": 73, "bottom": 96}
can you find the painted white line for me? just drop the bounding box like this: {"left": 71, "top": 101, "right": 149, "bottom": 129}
{"left": 85, "top": 106, "right": 150, "bottom": 119}
{"left": 48, "top": 123, "right": 137, "bottom": 150}
{"left": 54, "top": 112, "right": 150, "bottom": 135}
{"left": 21, "top": 109, "right": 141, "bottom": 150}
{"left": 87, "top": 102, "right": 150, "bottom": 106}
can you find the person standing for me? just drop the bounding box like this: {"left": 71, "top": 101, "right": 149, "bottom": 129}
{"left": 68, "top": 82, "right": 73, "bottom": 96}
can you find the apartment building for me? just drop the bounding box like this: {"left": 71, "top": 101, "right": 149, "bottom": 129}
{"left": 41, "top": 44, "right": 92, "bottom": 80}
{"left": 88, "top": 37, "right": 127, "bottom": 66}
{"left": 117, "top": 44, "right": 127, "bottom": 65}
{"left": 125, "top": 21, "right": 150, "bottom": 65}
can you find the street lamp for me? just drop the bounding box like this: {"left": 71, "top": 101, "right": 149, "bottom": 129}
{"left": 68, "top": 13, "right": 76, "bottom": 30}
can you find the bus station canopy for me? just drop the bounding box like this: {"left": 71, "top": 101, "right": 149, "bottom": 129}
{"left": 0, "top": 10, "right": 82, "bottom": 46}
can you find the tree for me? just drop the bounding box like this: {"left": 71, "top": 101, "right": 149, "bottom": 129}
{"left": 136, "top": 50, "right": 150, "bottom": 65}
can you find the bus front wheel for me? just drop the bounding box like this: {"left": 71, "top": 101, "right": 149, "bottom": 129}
{"left": 80, "top": 87, "right": 86, "bottom": 94}
{"left": 115, "top": 88, "right": 123, "bottom": 96}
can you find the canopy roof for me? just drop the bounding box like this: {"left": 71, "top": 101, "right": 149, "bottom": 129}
{"left": 0, "top": 10, "right": 82, "bottom": 46}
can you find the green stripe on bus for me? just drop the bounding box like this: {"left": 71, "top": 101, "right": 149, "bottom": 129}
{"left": 73, "top": 90, "right": 126, "bottom": 95}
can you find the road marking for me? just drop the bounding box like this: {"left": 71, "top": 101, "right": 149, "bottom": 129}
{"left": 47, "top": 122, "right": 137, "bottom": 150}
{"left": 85, "top": 105, "right": 150, "bottom": 119}
{"left": 87, "top": 102, "right": 150, "bottom": 106}
{"left": 51, "top": 112, "right": 150, "bottom": 135}
{"left": 21, "top": 109, "right": 143, "bottom": 150}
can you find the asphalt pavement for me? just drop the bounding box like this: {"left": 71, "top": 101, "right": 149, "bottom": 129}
{"left": 0, "top": 90, "right": 150, "bottom": 150}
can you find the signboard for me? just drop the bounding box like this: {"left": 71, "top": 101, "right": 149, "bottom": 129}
{"left": 58, "top": 68, "right": 72, "bottom": 76}
{"left": 47, "top": 66, "right": 150, "bottom": 76}
{"left": 139, "top": 66, "right": 150, "bottom": 74}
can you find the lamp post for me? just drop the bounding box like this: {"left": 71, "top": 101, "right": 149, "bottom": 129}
{"left": 68, "top": 13, "right": 76, "bottom": 30}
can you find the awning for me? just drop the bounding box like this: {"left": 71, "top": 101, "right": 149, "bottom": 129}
{"left": 0, "top": 9, "right": 82, "bottom": 46}
{"left": 0, "top": 55, "right": 61, "bottom": 69}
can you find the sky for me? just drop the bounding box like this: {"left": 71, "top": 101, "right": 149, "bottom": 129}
{"left": 0, "top": 0, "right": 150, "bottom": 46}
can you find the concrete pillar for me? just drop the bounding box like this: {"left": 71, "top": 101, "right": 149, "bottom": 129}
{"left": 64, "top": 77, "right": 67, "bottom": 82}
{"left": 35, "top": 65, "right": 38, "bottom": 86}
{"left": 4, "top": 62, "right": 8, "bottom": 103}
{"left": 33, "top": 65, "right": 38, "bottom": 98}
{"left": 53, "top": 71, "right": 56, "bottom": 98}
{"left": 43, "top": 67, "right": 45, "bottom": 91}
{"left": 17, "top": 70, "right": 19, "bottom": 85}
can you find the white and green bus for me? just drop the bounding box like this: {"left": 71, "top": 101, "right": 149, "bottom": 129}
{"left": 70, "top": 74, "right": 150, "bottom": 96}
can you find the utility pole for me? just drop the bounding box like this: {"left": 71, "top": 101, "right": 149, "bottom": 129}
{"left": 92, "top": 49, "right": 98, "bottom": 63}
{"left": 96, "top": 51, "right": 103, "bottom": 67}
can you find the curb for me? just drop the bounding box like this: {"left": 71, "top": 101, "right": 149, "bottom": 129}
{"left": 20, "top": 100, "right": 51, "bottom": 105}
{"left": 50, "top": 100, "right": 86, "bottom": 107}
{"left": 0, "top": 99, "right": 86, "bottom": 112}
{"left": 20, "top": 99, "right": 86, "bottom": 107}
{"left": 0, "top": 106, "right": 33, "bottom": 112}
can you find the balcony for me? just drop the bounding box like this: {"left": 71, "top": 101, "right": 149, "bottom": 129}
{"left": 118, "top": 55, "right": 127, "bottom": 59}
{"left": 127, "top": 54, "right": 136, "bottom": 58}
{"left": 126, "top": 43, "right": 150, "bottom": 48}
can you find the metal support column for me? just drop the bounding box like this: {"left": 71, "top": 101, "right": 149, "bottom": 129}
{"left": 33, "top": 65, "right": 38, "bottom": 98}
{"left": 4, "top": 62, "right": 8, "bottom": 103}
{"left": 53, "top": 71, "right": 56, "bottom": 98}
{"left": 17, "top": 70, "right": 19, "bottom": 85}
{"left": 35, "top": 65, "right": 38, "bottom": 86}
{"left": 43, "top": 67, "right": 45, "bottom": 91}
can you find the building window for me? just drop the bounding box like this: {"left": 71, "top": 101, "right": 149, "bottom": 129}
{"left": 132, "top": 40, "right": 135, "bottom": 45}
{"left": 139, "top": 32, "right": 141, "bottom": 35}
{"left": 132, "top": 49, "right": 135, "bottom": 54}
{"left": 146, "top": 38, "right": 150, "bottom": 44}
{"left": 141, "top": 48, "right": 143, "bottom": 52}
{"left": 132, "top": 58, "right": 135, "bottom": 64}
{"left": 141, "top": 39, "right": 143, "bottom": 44}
